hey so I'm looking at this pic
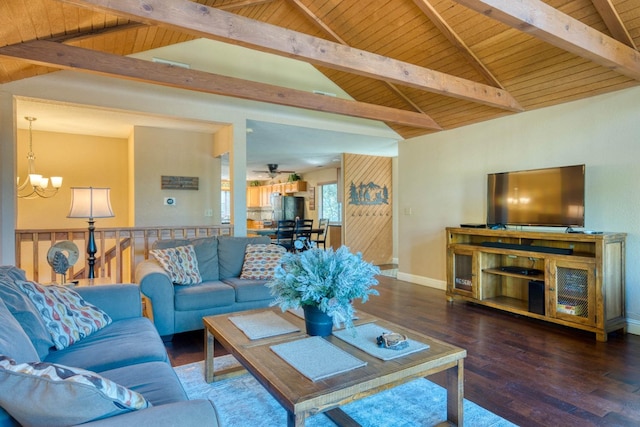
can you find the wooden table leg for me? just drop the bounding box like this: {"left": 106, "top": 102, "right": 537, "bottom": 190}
{"left": 205, "top": 327, "right": 215, "bottom": 383}
{"left": 204, "top": 326, "right": 247, "bottom": 383}
{"left": 287, "top": 410, "right": 306, "bottom": 427}
{"left": 446, "top": 359, "right": 464, "bottom": 426}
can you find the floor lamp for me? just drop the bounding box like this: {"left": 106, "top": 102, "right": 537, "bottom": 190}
{"left": 67, "top": 187, "right": 114, "bottom": 279}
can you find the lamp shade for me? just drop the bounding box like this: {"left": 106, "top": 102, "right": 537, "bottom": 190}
{"left": 67, "top": 187, "right": 115, "bottom": 219}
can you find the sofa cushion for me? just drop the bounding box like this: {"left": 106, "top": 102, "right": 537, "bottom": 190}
{"left": 240, "top": 244, "right": 286, "bottom": 280}
{"left": 174, "top": 281, "right": 236, "bottom": 311}
{"left": 222, "top": 278, "right": 273, "bottom": 303}
{"left": 217, "top": 236, "right": 271, "bottom": 279}
{"left": 0, "top": 355, "right": 150, "bottom": 427}
{"left": 0, "top": 299, "right": 39, "bottom": 364}
{"left": 99, "top": 361, "right": 188, "bottom": 406}
{"left": 17, "top": 281, "right": 112, "bottom": 350}
{"left": 153, "top": 237, "right": 219, "bottom": 281}
{"left": 43, "top": 317, "right": 168, "bottom": 373}
{"left": 150, "top": 245, "right": 202, "bottom": 285}
{"left": 0, "top": 267, "right": 54, "bottom": 359}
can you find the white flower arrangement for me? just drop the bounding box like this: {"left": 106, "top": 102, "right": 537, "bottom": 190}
{"left": 267, "top": 245, "right": 380, "bottom": 330}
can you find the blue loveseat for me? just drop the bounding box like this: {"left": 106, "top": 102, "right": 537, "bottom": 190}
{"left": 136, "top": 235, "right": 275, "bottom": 339}
{"left": 0, "top": 266, "right": 219, "bottom": 427}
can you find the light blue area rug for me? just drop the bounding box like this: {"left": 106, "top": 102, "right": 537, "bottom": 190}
{"left": 174, "top": 356, "right": 517, "bottom": 427}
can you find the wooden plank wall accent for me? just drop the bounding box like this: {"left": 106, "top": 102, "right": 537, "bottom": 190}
{"left": 343, "top": 154, "right": 392, "bottom": 265}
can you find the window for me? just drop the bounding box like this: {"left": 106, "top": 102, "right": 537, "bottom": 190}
{"left": 319, "top": 182, "right": 341, "bottom": 222}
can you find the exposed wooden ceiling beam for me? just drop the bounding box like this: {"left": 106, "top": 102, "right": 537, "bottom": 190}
{"left": 0, "top": 40, "right": 442, "bottom": 130}
{"left": 56, "top": 0, "right": 523, "bottom": 112}
{"left": 287, "top": 0, "right": 433, "bottom": 116}
{"left": 412, "top": 0, "right": 504, "bottom": 89}
{"left": 286, "top": 0, "right": 347, "bottom": 45}
{"left": 591, "top": 0, "right": 637, "bottom": 49}
{"left": 453, "top": 0, "right": 640, "bottom": 81}
{"left": 216, "top": 0, "right": 277, "bottom": 12}
{"left": 50, "top": 22, "right": 147, "bottom": 44}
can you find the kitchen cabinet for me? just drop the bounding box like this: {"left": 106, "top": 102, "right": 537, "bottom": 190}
{"left": 247, "top": 186, "right": 261, "bottom": 208}
{"left": 260, "top": 185, "right": 273, "bottom": 207}
{"left": 283, "top": 181, "right": 307, "bottom": 193}
{"left": 246, "top": 181, "right": 308, "bottom": 207}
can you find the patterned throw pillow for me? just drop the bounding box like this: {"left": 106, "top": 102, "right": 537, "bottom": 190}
{"left": 17, "top": 281, "right": 112, "bottom": 350}
{"left": 149, "top": 244, "right": 202, "bottom": 285}
{"left": 0, "top": 355, "right": 149, "bottom": 426}
{"left": 240, "top": 244, "right": 287, "bottom": 280}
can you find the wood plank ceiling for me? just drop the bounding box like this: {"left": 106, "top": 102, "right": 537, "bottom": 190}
{"left": 0, "top": 0, "right": 638, "bottom": 139}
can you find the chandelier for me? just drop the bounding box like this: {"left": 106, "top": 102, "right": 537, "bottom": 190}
{"left": 16, "top": 116, "right": 63, "bottom": 199}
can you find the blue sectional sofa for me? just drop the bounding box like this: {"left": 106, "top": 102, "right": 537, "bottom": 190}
{"left": 0, "top": 266, "right": 219, "bottom": 427}
{"left": 136, "top": 235, "right": 275, "bottom": 339}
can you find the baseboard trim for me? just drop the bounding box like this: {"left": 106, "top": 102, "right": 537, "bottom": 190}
{"left": 396, "top": 272, "right": 446, "bottom": 290}
{"left": 626, "top": 318, "right": 640, "bottom": 336}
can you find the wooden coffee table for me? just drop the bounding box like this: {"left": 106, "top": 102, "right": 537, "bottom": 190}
{"left": 203, "top": 308, "right": 466, "bottom": 426}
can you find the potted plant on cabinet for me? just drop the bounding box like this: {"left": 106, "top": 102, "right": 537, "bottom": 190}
{"left": 267, "top": 245, "right": 380, "bottom": 336}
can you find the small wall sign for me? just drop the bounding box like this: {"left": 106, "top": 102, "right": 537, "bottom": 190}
{"left": 161, "top": 176, "right": 199, "bottom": 190}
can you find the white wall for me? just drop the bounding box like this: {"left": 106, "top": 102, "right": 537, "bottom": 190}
{"left": 398, "top": 86, "right": 640, "bottom": 333}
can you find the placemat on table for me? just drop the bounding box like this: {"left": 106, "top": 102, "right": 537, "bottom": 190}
{"left": 229, "top": 311, "right": 300, "bottom": 340}
{"left": 270, "top": 336, "right": 367, "bottom": 382}
{"left": 333, "top": 323, "right": 429, "bottom": 361}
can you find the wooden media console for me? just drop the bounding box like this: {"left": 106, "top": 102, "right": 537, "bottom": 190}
{"left": 446, "top": 227, "right": 626, "bottom": 342}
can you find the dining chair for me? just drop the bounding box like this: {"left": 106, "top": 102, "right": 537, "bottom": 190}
{"left": 294, "top": 219, "right": 313, "bottom": 246}
{"left": 272, "top": 220, "right": 296, "bottom": 251}
{"left": 313, "top": 218, "right": 329, "bottom": 249}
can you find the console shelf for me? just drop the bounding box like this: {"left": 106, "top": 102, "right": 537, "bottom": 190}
{"left": 482, "top": 268, "right": 544, "bottom": 280}
{"left": 446, "top": 227, "right": 626, "bottom": 341}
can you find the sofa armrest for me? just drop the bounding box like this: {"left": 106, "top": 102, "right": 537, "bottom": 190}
{"left": 79, "top": 400, "right": 220, "bottom": 427}
{"left": 74, "top": 285, "right": 142, "bottom": 321}
{"left": 135, "top": 260, "right": 176, "bottom": 337}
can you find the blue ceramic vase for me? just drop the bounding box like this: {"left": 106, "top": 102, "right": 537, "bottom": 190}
{"left": 302, "top": 305, "right": 333, "bottom": 337}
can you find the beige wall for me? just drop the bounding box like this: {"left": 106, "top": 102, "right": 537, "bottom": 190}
{"left": 132, "top": 126, "right": 221, "bottom": 227}
{"left": 397, "top": 86, "right": 640, "bottom": 333}
{"left": 15, "top": 126, "right": 222, "bottom": 230}
{"left": 16, "top": 129, "right": 129, "bottom": 229}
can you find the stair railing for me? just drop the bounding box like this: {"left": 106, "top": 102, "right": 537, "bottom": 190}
{"left": 15, "top": 225, "right": 232, "bottom": 283}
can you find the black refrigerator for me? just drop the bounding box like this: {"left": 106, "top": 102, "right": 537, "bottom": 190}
{"left": 272, "top": 195, "right": 304, "bottom": 222}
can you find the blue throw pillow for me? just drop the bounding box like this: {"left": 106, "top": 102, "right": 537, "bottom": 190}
{"left": 17, "top": 281, "right": 112, "bottom": 350}
{"left": 0, "top": 299, "right": 39, "bottom": 363}
{"left": 152, "top": 237, "right": 220, "bottom": 281}
{"left": 217, "top": 236, "right": 271, "bottom": 279}
{"left": 0, "top": 355, "right": 150, "bottom": 426}
{"left": 0, "top": 267, "right": 54, "bottom": 359}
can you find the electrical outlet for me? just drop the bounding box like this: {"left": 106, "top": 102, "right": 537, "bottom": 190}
{"left": 164, "top": 197, "right": 176, "bottom": 206}
{"left": 204, "top": 209, "right": 213, "bottom": 217}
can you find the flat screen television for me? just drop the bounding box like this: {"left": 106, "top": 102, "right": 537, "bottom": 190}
{"left": 487, "top": 164, "right": 585, "bottom": 227}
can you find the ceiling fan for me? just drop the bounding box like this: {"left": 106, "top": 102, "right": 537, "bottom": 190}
{"left": 253, "top": 164, "right": 295, "bottom": 179}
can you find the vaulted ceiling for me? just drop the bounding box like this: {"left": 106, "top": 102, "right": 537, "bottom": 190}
{"left": 0, "top": 0, "right": 639, "bottom": 140}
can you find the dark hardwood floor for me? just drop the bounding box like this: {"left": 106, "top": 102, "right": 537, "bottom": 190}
{"left": 165, "top": 275, "right": 640, "bottom": 427}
